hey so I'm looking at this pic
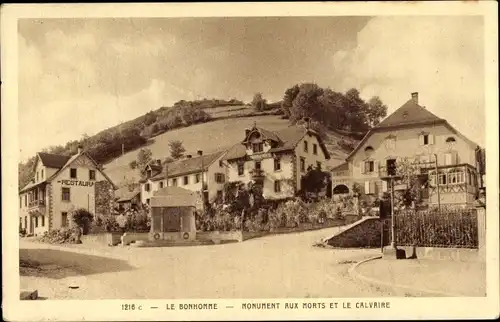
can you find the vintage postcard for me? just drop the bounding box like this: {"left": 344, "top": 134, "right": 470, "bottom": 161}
{"left": 2, "top": 2, "right": 499, "bottom": 321}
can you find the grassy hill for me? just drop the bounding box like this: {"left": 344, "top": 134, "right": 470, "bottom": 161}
{"left": 104, "top": 113, "right": 357, "bottom": 186}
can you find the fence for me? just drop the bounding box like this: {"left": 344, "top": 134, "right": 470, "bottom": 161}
{"left": 394, "top": 207, "right": 478, "bottom": 248}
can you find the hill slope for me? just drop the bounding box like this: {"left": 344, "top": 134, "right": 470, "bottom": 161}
{"left": 104, "top": 114, "right": 357, "bottom": 186}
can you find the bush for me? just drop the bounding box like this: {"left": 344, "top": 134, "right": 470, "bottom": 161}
{"left": 37, "top": 228, "right": 82, "bottom": 244}
{"left": 19, "top": 227, "right": 27, "bottom": 237}
{"left": 271, "top": 199, "right": 308, "bottom": 228}
{"left": 71, "top": 208, "right": 94, "bottom": 235}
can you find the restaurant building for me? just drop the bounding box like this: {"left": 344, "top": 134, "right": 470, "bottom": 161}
{"left": 19, "top": 147, "right": 117, "bottom": 236}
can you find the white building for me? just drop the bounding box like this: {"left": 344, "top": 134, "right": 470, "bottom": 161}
{"left": 19, "top": 148, "right": 116, "bottom": 236}
{"left": 140, "top": 150, "right": 227, "bottom": 206}
{"left": 222, "top": 123, "right": 331, "bottom": 200}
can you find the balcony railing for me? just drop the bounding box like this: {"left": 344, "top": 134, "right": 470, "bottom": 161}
{"left": 28, "top": 199, "right": 46, "bottom": 208}
{"left": 249, "top": 168, "right": 265, "bottom": 180}
{"left": 378, "top": 161, "right": 437, "bottom": 179}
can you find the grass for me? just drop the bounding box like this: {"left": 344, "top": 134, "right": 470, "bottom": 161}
{"left": 103, "top": 112, "right": 356, "bottom": 186}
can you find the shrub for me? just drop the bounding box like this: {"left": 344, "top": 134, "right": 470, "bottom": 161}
{"left": 104, "top": 215, "right": 121, "bottom": 232}
{"left": 19, "top": 227, "right": 27, "bottom": 237}
{"left": 71, "top": 208, "right": 94, "bottom": 235}
{"left": 37, "top": 228, "right": 82, "bottom": 244}
{"left": 272, "top": 199, "right": 307, "bottom": 228}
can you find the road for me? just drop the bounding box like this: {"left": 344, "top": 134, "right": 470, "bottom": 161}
{"left": 20, "top": 227, "right": 394, "bottom": 299}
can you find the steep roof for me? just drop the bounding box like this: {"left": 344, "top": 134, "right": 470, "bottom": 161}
{"left": 149, "top": 151, "right": 226, "bottom": 181}
{"left": 331, "top": 162, "right": 349, "bottom": 172}
{"left": 376, "top": 99, "right": 444, "bottom": 129}
{"left": 346, "top": 96, "right": 480, "bottom": 161}
{"left": 224, "top": 125, "right": 331, "bottom": 161}
{"left": 37, "top": 152, "right": 71, "bottom": 169}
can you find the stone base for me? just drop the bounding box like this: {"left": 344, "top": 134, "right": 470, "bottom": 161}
{"left": 382, "top": 247, "right": 406, "bottom": 260}
{"left": 20, "top": 289, "right": 38, "bottom": 300}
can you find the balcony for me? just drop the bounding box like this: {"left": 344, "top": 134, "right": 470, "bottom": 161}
{"left": 28, "top": 199, "right": 46, "bottom": 215}
{"left": 249, "top": 168, "right": 265, "bottom": 181}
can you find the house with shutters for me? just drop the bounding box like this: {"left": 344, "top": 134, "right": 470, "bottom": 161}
{"left": 223, "top": 122, "right": 331, "bottom": 200}
{"left": 139, "top": 150, "right": 227, "bottom": 207}
{"left": 331, "top": 92, "right": 484, "bottom": 207}
{"left": 19, "top": 147, "right": 117, "bottom": 236}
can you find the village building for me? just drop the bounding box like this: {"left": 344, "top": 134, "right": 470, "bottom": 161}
{"left": 139, "top": 150, "right": 227, "bottom": 207}
{"left": 331, "top": 92, "right": 485, "bottom": 207}
{"left": 115, "top": 186, "right": 141, "bottom": 211}
{"left": 222, "top": 122, "right": 331, "bottom": 200}
{"left": 19, "top": 147, "right": 117, "bottom": 236}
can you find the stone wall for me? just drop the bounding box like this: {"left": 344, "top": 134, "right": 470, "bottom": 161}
{"left": 326, "top": 217, "right": 389, "bottom": 248}
{"left": 95, "top": 181, "right": 115, "bottom": 217}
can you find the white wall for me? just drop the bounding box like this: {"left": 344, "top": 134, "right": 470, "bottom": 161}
{"left": 294, "top": 133, "right": 329, "bottom": 191}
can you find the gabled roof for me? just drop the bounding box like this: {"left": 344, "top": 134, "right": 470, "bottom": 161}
{"left": 346, "top": 96, "right": 478, "bottom": 161}
{"left": 224, "top": 125, "right": 331, "bottom": 161}
{"left": 149, "top": 151, "right": 226, "bottom": 181}
{"left": 243, "top": 127, "right": 281, "bottom": 144}
{"left": 116, "top": 188, "right": 141, "bottom": 202}
{"left": 36, "top": 152, "right": 72, "bottom": 169}
{"left": 331, "top": 162, "right": 349, "bottom": 172}
{"left": 376, "top": 99, "right": 444, "bottom": 129}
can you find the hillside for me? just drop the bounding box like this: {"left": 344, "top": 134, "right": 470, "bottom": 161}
{"left": 104, "top": 113, "right": 357, "bottom": 186}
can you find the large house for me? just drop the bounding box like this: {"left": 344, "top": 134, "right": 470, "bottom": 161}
{"left": 140, "top": 150, "right": 227, "bottom": 207}
{"left": 223, "top": 122, "right": 331, "bottom": 200}
{"left": 19, "top": 147, "right": 117, "bottom": 236}
{"left": 332, "top": 92, "right": 484, "bottom": 207}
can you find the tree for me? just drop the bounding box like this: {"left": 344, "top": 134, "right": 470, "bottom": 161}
{"left": 298, "top": 165, "right": 330, "bottom": 201}
{"left": 251, "top": 93, "right": 267, "bottom": 111}
{"left": 394, "top": 157, "right": 423, "bottom": 208}
{"left": 281, "top": 84, "right": 300, "bottom": 117}
{"left": 136, "top": 148, "right": 153, "bottom": 173}
{"left": 366, "top": 96, "right": 388, "bottom": 127}
{"left": 290, "top": 83, "right": 324, "bottom": 124}
{"left": 168, "top": 140, "right": 186, "bottom": 159}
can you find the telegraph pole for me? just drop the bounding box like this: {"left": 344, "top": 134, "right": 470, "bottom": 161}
{"left": 390, "top": 176, "right": 396, "bottom": 249}
{"left": 434, "top": 153, "right": 441, "bottom": 214}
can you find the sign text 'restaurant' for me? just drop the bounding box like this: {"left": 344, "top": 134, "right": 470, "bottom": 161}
{"left": 61, "top": 180, "right": 95, "bottom": 187}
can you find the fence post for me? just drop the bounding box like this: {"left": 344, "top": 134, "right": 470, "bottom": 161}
{"left": 474, "top": 199, "right": 486, "bottom": 261}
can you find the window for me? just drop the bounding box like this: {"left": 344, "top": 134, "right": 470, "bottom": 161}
{"left": 252, "top": 143, "right": 263, "bottom": 153}
{"left": 304, "top": 141, "right": 308, "bottom": 153}
{"left": 364, "top": 161, "right": 375, "bottom": 173}
{"left": 41, "top": 169, "right": 44, "bottom": 180}
{"left": 219, "top": 160, "right": 223, "bottom": 167}
{"left": 70, "top": 168, "right": 77, "bottom": 179}
{"left": 146, "top": 198, "right": 150, "bottom": 205}
{"left": 183, "top": 176, "right": 189, "bottom": 185}
{"left": 41, "top": 215, "right": 45, "bottom": 227}
{"left": 89, "top": 170, "right": 96, "bottom": 180}
{"left": 237, "top": 163, "right": 244, "bottom": 176}
{"left": 255, "top": 161, "right": 261, "bottom": 170}
{"left": 195, "top": 174, "right": 201, "bottom": 183}
{"left": 61, "top": 187, "right": 71, "bottom": 201}
{"left": 274, "top": 158, "right": 281, "bottom": 171}
{"left": 24, "top": 216, "right": 27, "bottom": 229}
{"left": 448, "top": 169, "right": 465, "bottom": 184}
{"left": 215, "top": 173, "right": 225, "bottom": 184}
{"left": 438, "top": 172, "right": 447, "bottom": 185}
{"left": 385, "top": 136, "right": 396, "bottom": 150}
{"left": 159, "top": 181, "right": 164, "bottom": 188}
{"left": 274, "top": 180, "right": 281, "bottom": 193}
{"left": 313, "top": 144, "right": 318, "bottom": 155}
{"left": 36, "top": 172, "right": 39, "bottom": 182}
{"left": 423, "top": 134, "right": 429, "bottom": 145}
{"left": 145, "top": 183, "right": 151, "bottom": 192}
{"left": 25, "top": 195, "right": 27, "bottom": 207}
{"left": 35, "top": 217, "right": 39, "bottom": 228}
{"left": 300, "top": 157, "right": 305, "bottom": 172}
{"left": 19, "top": 197, "right": 22, "bottom": 209}
{"left": 172, "top": 178, "right": 178, "bottom": 186}
{"left": 316, "top": 161, "right": 322, "bottom": 170}
{"left": 419, "top": 133, "right": 434, "bottom": 146}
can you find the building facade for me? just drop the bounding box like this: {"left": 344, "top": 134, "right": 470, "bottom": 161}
{"left": 223, "top": 123, "right": 331, "bottom": 200}
{"left": 140, "top": 150, "right": 227, "bottom": 207}
{"left": 19, "top": 148, "right": 116, "bottom": 236}
{"left": 332, "top": 92, "right": 483, "bottom": 207}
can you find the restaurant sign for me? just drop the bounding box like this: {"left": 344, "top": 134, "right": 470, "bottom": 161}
{"left": 59, "top": 180, "right": 95, "bottom": 187}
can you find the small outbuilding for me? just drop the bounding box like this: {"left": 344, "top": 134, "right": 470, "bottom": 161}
{"left": 149, "top": 186, "right": 197, "bottom": 241}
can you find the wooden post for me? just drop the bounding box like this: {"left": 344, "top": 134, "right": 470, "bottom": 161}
{"left": 475, "top": 201, "right": 486, "bottom": 260}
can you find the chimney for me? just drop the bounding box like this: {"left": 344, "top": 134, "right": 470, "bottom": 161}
{"left": 77, "top": 145, "right": 83, "bottom": 154}
{"left": 411, "top": 92, "right": 419, "bottom": 104}
{"left": 186, "top": 154, "right": 192, "bottom": 159}
{"left": 197, "top": 150, "right": 203, "bottom": 156}
{"left": 156, "top": 159, "right": 162, "bottom": 166}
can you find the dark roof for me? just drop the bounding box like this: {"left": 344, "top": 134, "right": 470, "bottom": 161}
{"left": 115, "top": 187, "right": 141, "bottom": 202}
{"left": 37, "top": 152, "right": 71, "bottom": 169}
{"left": 224, "top": 125, "right": 331, "bottom": 161}
{"left": 150, "top": 151, "right": 225, "bottom": 181}
{"left": 376, "top": 99, "right": 444, "bottom": 129}
{"left": 331, "top": 162, "right": 348, "bottom": 172}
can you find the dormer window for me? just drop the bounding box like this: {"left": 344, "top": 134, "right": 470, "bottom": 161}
{"left": 70, "top": 168, "right": 77, "bottom": 179}
{"left": 252, "top": 143, "right": 263, "bottom": 153}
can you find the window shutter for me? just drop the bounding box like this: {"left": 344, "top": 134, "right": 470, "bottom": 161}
{"left": 373, "top": 160, "right": 379, "bottom": 173}
{"left": 452, "top": 151, "right": 458, "bottom": 165}
{"left": 429, "top": 134, "right": 435, "bottom": 145}
{"left": 382, "top": 180, "right": 388, "bottom": 192}
{"left": 445, "top": 153, "right": 452, "bottom": 166}
{"left": 364, "top": 181, "right": 370, "bottom": 194}
{"left": 419, "top": 134, "right": 424, "bottom": 146}
{"left": 369, "top": 181, "right": 376, "bottom": 195}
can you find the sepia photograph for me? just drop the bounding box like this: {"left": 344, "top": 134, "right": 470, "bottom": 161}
{"left": 2, "top": 2, "right": 499, "bottom": 321}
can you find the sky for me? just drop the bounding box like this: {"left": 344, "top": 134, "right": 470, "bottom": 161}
{"left": 18, "top": 16, "right": 485, "bottom": 161}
